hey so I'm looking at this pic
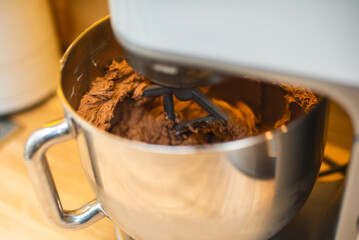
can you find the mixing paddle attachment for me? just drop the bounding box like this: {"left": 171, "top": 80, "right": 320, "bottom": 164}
{"left": 143, "top": 85, "right": 229, "bottom": 134}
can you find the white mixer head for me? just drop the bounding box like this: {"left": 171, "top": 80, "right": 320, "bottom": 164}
{"left": 109, "top": 0, "right": 359, "bottom": 87}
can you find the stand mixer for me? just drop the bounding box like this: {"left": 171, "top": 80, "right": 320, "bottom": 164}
{"left": 108, "top": 0, "right": 359, "bottom": 239}
{"left": 23, "top": 0, "right": 358, "bottom": 240}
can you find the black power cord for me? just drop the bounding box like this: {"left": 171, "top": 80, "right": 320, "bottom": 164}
{"left": 318, "top": 156, "right": 348, "bottom": 177}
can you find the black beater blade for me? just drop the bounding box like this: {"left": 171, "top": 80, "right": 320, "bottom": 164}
{"left": 143, "top": 85, "right": 229, "bottom": 133}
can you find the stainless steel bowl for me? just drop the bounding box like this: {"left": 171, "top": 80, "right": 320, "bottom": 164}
{"left": 25, "top": 16, "right": 328, "bottom": 240}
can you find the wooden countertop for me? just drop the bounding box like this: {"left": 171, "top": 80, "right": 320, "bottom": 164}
{"left": 0, "top": 95, "right": 353, "bottom": 240}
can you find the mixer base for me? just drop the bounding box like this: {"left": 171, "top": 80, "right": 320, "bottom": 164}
{"left": 115, "top": 227, "right": 133, "bottom": 240}
{"left": 270, "top": 178, "right": 342, "bottom": 240}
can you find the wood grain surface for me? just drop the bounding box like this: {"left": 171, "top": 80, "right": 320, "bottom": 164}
{"left": 0, "top": 96, "right": 353, "bottom": 240}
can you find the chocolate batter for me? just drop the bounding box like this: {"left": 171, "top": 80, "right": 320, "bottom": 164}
{"left": 77, "top": 59, "right": 318, "bottom": 145}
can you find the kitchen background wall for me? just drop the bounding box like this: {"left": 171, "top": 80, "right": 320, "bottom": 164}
{"left": 49, "top": 0, "right": 109, "bottom": 50}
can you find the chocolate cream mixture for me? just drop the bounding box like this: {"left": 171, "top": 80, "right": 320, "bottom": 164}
{"left": 77, "top": 59, "right": 319, "bottom": 145}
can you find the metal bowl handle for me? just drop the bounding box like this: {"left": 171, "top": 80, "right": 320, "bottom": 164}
{"left": 24, "top": 119, "right": 106, "bottom": 229}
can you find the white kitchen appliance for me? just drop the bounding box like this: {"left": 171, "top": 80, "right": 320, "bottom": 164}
{"left": 0, "top": 0, "right": 60, "bottom": 115}
{"left": 108, "top": 0, "right": 359, "bottom": 239}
